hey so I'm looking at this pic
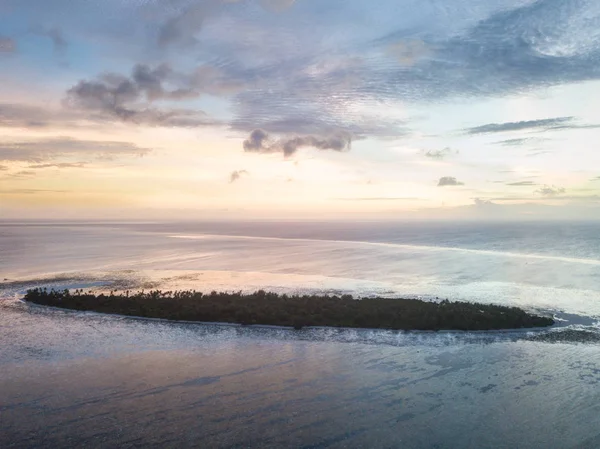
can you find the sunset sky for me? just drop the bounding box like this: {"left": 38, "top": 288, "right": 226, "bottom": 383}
{"left": 1, "top": 0, "right": 600, "bottom": 219}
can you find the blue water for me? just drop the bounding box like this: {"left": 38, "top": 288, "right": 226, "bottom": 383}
{"left": 2, "top": 220, "right": 600, "bottom": 448}
{"left": 2, "top": 220, "right": 600, "bottom": 318}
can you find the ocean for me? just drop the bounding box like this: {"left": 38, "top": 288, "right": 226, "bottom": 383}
{"left": 1, "top": 220, "right": 600, "bottom": 448}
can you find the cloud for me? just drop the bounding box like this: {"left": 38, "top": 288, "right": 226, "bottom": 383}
{"left": 242, "top": 129, "right": 352, "bottom": 157}
{"left": 495, "top": 138, "right": 535, "bottom": 146}
{"left": 28, "top": 162, "right": 86, "bottom": 169}
{"left": 212, "top": 0, "right": 600, "bottom": 141}
{"left": 424, "top": 147, "right": 456, "bottom": 160}
{"left": 387, "top": 39, "right": 432, "bottom": 66}
{"left": 227, "top": 53, "right": 408, "bottom": 139}
{"left": 229, "top": 169, "right": 248, "bottom": 183}
{"left": 437, "top": 176, "right": 464, "bottom": 187}
{"left": 473, "top": 198, "right": 497, "bottom": 207}
{"left": 506, "top": 181, "right": 538, "bottom": 186}
{"left": 242, "top": 129, "right": 269, "bottom": 152}
{"left": 465, "top": 117, "right": 573, "bottom": 134}
{"left": 64, "top": 64, "right": 235, "bottom": 127}
{"left": 536, "top": 185, "right": 566, "bottom": 197}
{"left": 0, "top": 103, "right": 79, "bottom": 129}
{"left": 8, "top": 170, "right": 36, "bottom": 178}
{"left": 0, "top": 164, "right": 7, "bottom": 171}
{"left": 32, "top": 26, "right": 68, "bottom": 61}
{"left": 0, "top": 36, "right": 16, "bottom": 53}
{"left": 158, "top": 1, "right": 221, "bottom": 48}
{"left": 0, "top": 137, "right": 151, "bottom": 163}
{"left": 335, "top": 197, "right": 420, "bottom": 201}
{"left": 157, "top": 0, "right": 297, "bottom": 48}
{"left": 1, "top": 188, "right": 68, "bottom": 195}
{"left": 491, "top": 194, "right": 600, "bottom": 202}
{"left": 526, "top": 150, "right": 553, "bottom": 157}
{"left": 366, "top": 0, "right": 600, "bottom": 103}
{"left": 8, "top": 0, "right": 600, "bottom": 154}
{"left": 260, "top": 0, "right": 296, "bottom": 12}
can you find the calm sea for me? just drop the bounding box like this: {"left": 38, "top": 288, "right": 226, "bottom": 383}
{"left": 1, "top": 220, "right": 600, "bottom": 448}
{"left": 2, "top": 220, "right": 600, "bottom": 317}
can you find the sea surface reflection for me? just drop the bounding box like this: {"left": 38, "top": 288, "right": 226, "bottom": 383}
{"left": 2, "top": 299, "right": 600, "bottom": 449}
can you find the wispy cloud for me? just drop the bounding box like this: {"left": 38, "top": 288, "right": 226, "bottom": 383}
{"left": 495, "top": 138, "right": 536, "bottom": 146}
{"left": 0, "top": 103, "right": 79, "bottom": 129}
{"left": 0, "top": 36, "right": 16, "bottom": 53}
{"left": 1, "top": 188, "right": 68, "bottom": 195}
{"left": 465, "top": 117, "right": 573, "bottom": 135}
{"left": 8, "top": 170, "right": 37, "bottom": 178}
{"left": 0, "top": 137, "right": 151, "bottom": 163}
{"left": 32, "top": 25, "right": 68, "bottom": 62}
{"left": 387, "top": 39, "right": 432, "bottom": 66}
{"left": 492, "top": 194, "right": 600, "bottom": 202}
{"left": 28, "top": 162, "right": 86, "bottom": 169}
{"left": 335, "top": 197, "right": 421, "bottom": 201}
{"left": 506, "top": 181, "right": 538, "bottom": 186}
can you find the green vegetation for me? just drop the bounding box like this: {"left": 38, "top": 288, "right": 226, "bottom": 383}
{"left": 23, "top": 288, "right": 554, "bottom": 331}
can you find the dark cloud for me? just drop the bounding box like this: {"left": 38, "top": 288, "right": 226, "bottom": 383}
{"left": 0, "top": 137, "right": 151, "bottom": 163}
{"left": 536, "top": 185, "right": 566, "bottom": 197}
{"left": 465, "top": 117, "right": 573, "bottom": 135}
{"left": 424, "top": 147, "right": 456, "bottom": 159}
{"left": 243, "top": 129, "right": 269, "bottom": 152}
{"left": 229, "top": 169, "right": 248, "bottom": 183}
{"left": 242, "top": 129, "right": 352, "bottom": 157}
{"left": 64, "top": 64, "right": 235, "bottom": 127}
{"left": 437, "top": 176, "right": 464, "bottom": 187}
{"left": 506, "top": 181, "right": 538, "bottom": 186}
{"left": 0, "top": 36, "right": 16, "bottom": 53}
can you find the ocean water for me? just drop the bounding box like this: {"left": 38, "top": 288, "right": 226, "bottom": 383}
{"left": 1, "top": 220, "right": 600, "bottom": 448}
{"left": 2, "top": 220, "right": 600, "bottom": 318}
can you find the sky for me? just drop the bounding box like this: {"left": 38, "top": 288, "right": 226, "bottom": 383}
{"left": 1, "top": 0, "right": 600, "bottom": 220}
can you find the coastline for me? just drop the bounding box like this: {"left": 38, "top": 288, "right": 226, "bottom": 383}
{"left": 22, "top": 299, "right": 557, "bottom": 335}
{"left": 23, "top": 288, "right": 555, "bottom": 332}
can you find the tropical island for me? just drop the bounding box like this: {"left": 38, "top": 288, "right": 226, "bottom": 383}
{"left": 24, "top": 288, "right": 554, "bottom": 331}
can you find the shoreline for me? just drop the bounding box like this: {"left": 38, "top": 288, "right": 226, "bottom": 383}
{"left": 23, "top": 288, "right": 555, "bottom": 332}
{"left": 22, "top": 299, "right": 557, "bottom": 335}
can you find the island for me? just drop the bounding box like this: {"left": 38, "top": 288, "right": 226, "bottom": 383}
{"left": 23, "top": 288, "right": 554, "bottom": 331}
